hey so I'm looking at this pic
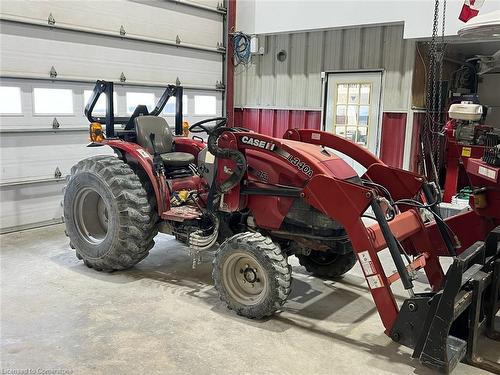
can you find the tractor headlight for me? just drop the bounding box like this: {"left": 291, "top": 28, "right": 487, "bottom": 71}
{"left": 89, "top": 122, "right": 104, "bottom": 142}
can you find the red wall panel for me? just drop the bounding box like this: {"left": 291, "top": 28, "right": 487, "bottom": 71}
{"left": 259, "top": 110, "right": 275, "bottom": 136}
{"left": 234, "top": 108, "right": 243, "bottom": 127}
{"left": 234, "top": 108, "right": 321, "bottom": 137}
{"left": 379, "top": 113, "right": 407, "bottom": 168}
{"left": 410, "top": 112, "right": 425, "bottom": 172}
{"left": 274, "top": 110, "right": 291, "bottom": 137}
{"left": 242, "top": 108, "right": 260, "bottom": 132}
{"left": 305, "top": 111, "right": 321, "bottom": 130}
{"left": 289, "top": 110, "right": 306, "bottom": 129}
{"left": 235, "top": 109, "right": 407, "bottom": 169}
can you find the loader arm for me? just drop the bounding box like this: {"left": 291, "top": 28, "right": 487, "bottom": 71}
{"left": 281, "top": 130, "right": 500, "bottom": 373}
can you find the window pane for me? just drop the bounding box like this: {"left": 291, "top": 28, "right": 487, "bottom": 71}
{"left": 0, "top": 86, "right": 22, "bottom": 114}
{"left": 337, "top": 84, "right": 348, "bottom": 104}
{"left": 348, "top": 84, "right": 360, "bottom": 104}
{"left": 360, "top": 84, "right": 371, "bottom": 104}
{"left": 84, "top": 90, "right": 117, "bottom": 115}
{"left": 126, "top": 92, "right": 155, "bottom": 114}
{"left": 359, "top": 105, "right": 370, "bottom": 126}
{"left": 335, "top": 105, "right": 346, "bottom": 125}
{"left": 357, "top": 126, "right": 368, "bottom": 146}
{"left": 34, "top": 88, "right": 73, "bottom": 114}
{"left": 194, "top": 95, "right": 216, "bottom": 115}
{"left": 347, "top": 105, "right": 358, "bottom": 125}
{"left": 335, "top": 126, "right": 345, "bottom": 137}
{"left": 163, "top": 95, "right": 188, "bottom": 115}
{"left": 346, "top": 126, "right": 357, "bottom": 142}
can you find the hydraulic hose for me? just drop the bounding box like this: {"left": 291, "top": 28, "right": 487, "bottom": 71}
{"left": 207, "top": 126, "right": 247, "bottom": 194}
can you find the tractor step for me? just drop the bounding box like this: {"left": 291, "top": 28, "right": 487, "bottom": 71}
{"left": 390, "top": 227, "right": 500, "bottom": 374}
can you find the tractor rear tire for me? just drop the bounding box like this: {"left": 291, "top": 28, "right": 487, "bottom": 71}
{"left": 63, "top": 156, "right": 158, "bottom": 271}
{"left": 213, "top": 232, "right": 292, "bottom": 319}
{"left": 297, "top": 249, "right": 356, "bottom": 278}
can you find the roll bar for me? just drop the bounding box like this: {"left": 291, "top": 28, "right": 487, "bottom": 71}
{"left": 84, "top": 80, "right": 184, "bottom": 138}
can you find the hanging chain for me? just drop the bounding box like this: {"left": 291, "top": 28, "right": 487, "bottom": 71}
{"left": 422, "top": 0, "right": 446, "bottom": 184}
{"left": 435, "top": 0, "right": 447, "bottom": 172}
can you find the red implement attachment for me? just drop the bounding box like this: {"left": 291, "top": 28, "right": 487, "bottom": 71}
{"left": 284, "top": 130, "right": 500, "bottom": 373}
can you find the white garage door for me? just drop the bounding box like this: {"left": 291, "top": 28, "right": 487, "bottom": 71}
{"left": 0, "top": 0, "right": 226, "bottom": 233}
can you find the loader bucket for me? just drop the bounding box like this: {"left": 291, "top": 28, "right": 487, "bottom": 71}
{"left": 390, "top": 227, "right": 500, "bottom": 373}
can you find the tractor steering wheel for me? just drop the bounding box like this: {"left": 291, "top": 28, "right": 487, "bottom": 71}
{"left": 189, "top": 117, "right": 227, "bottom": 135}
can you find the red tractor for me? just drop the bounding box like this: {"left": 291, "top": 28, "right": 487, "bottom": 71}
{"left": 64, "top": 80, "right": 500, "bottom": 373}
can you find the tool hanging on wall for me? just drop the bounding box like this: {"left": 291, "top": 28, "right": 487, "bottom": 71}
{"left": 231, "top": 31, "right": 252, "bottom": 66}
{"left": 421, "top": 0, "right": 447, "bottom": 188}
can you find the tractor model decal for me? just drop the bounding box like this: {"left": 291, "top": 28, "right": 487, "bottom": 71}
{"left": 274, "top": 148, "right": 314, "bottom": 177}
{"left": 247, "top": 166, "right": 269, "bottom": 183}
{"left": 240, "top": 135, "right": 276, "bottom": 151}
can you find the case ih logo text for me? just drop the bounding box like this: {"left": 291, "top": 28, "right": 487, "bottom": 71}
{"left": 241, "top": 136, "right": 276, "bottom": 151}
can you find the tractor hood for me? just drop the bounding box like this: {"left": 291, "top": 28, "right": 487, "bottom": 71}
{"left": 280, "top": 139, "right": 359, "bottom": 181}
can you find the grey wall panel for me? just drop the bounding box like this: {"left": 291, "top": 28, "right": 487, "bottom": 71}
{"left": 324, "top": 30, "right": 343, "bottom": 72}
{"left": 290, "top": 33, "right": 307, "bottom": 108}
{"left": 361, "top": 26, "right": 383, "bottom": 69}
{"left": 306, "top": 32, "right": 324, "bottom": 109}
{"left": 275, "top": 34, "right": 291, "bottom": 108}
{"left": 235, "top": 24, "right": 415, "bottom": 112}
{"left": 260, "top": 36, "right": 276, "bottom": 107}
{"left": 246, "top": 61, "right": 260, "bottom": 107}
{"left": 342, "top": 28, "right": 362, "bottom": 69}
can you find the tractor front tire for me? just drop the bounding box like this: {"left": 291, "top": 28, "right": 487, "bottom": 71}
{"left": 297, "top": 249, "right": 356, "bottom": 278}
{"left": 213, "top": 232, "right": 292, "bottom": 319}
{"left": 63, "top": 156, "right": 158, "bottom": 272}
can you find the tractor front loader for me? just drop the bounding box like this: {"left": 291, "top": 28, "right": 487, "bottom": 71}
{"left": 64, "top": 80, "right": 499, "bottom": 373}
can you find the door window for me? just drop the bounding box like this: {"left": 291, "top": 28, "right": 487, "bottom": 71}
{"left": 333, "top": 82, "right": 371, "bottom": 147}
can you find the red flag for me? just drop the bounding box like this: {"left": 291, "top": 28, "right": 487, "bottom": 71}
{"left": 459, "top": 0, "right": 485, "bottom": 22}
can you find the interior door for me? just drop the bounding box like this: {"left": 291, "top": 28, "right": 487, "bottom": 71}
{"left": 324, "top": 71, "right": 382, "bottom": 175}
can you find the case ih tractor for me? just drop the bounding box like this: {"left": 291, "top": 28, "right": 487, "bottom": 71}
{"left": 64, "top": 80, "right": 500, "bottom": 373}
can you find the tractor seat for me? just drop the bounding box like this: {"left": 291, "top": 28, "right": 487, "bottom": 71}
{"left": 135, "top": 116, "right": 195, "bottom": 168}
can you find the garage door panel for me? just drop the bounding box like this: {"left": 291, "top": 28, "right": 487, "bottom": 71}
{"left": 0, "top": 132, "right": 114, "bottom": 182}
{"left": 183, "top": 0, "right": 222, "bottom": 9}
{"left": 0, "top": 182, "right": 64, "bottom": 232}
{"left": 0, "top": 0, "right": 223, "bottom": 49}
{"left": 0, "top": 33, "right": 221, "bottom": 87}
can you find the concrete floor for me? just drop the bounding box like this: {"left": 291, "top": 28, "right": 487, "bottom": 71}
{"left": 1, "top": 224, "right": 498, "bottom": 375}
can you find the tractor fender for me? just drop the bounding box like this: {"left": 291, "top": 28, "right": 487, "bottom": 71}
{"left": 100, "top": 139, "right": 168, "bottom": 215}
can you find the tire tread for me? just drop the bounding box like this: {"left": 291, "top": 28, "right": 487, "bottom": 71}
{"left": 64, "top": 156, "right": 158, "bottom": 271}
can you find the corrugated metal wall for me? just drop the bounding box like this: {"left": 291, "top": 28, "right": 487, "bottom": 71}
{"left": 235, "top": 24, "right": 415, "bottom": 112}
{"left": 234, "top": 108, "right": 320, "bottom": 137}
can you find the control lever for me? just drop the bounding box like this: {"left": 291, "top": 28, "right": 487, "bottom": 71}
{"left": 149, "top": 133, "right": 164, "bottom": 175}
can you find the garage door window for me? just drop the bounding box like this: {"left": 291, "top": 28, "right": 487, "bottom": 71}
{"left": 84, "top": 90, "right": 117, "bottom": 115}
{"left": 33, "top": 88, "right": 74, "bottom": 114}
{"left": 163, "top": 95, "right": 188, "bottom": 115}
{"left": 194, "top": 95, "right": 216, "bottom": 115}
{"left": 126, "top": 92, "right": 155, "bottom": 114}
{"left": 0, "top": 86, "right": 22, "bottom": 114}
